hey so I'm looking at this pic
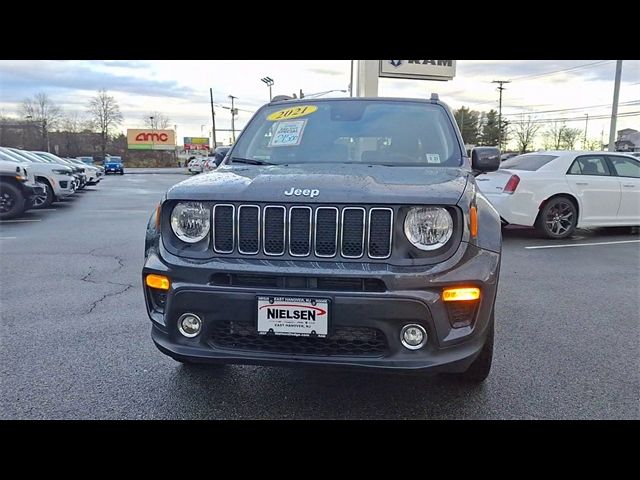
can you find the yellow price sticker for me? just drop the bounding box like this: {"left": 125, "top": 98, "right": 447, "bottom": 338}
{"left": 267, "top": 105, "right": 318, "bottom": 121}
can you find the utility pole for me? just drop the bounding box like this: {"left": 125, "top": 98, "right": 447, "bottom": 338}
{"left": 460, "top": 107, "right": 465, "bottom": 142}
{"left": 584, "top": 114, "right": 589, "bottom": 149}
{"left": 492, "top": 80, "right": 511, "bottom": 151}
{"left": 228, "top": 95, "right": 238, "bottom": 143}
{"left": 608, "top": 60, "right": 623, "bottom": 152}
{"left": 210, "top": 88, "right": 217, "bottom": 148}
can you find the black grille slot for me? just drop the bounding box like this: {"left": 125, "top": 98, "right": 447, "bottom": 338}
{"left": 210, "top": 322, "right": 388, "bottom": 357}
{"left": 213, "top": 205, "right": 234, "bottom": 253}
{"left": 263, "top": 206, "right": 285, "bottom": 255}
{"left": 368, "top": 209, "right": 392, "bottom": 258}
{"left": 289, "top": 207, "right": 311, "bottom": 256}
{"left": 238, "top": 206, "right": 259, "bottom": 254}
{"left": 315, "top": 208, "right": 338, "bottom": 257}
{"left": 341, "top": 208, "right": 365, "bottom": 257}
{"left": 209, "top": 273, "right": 386, "bottom": 292}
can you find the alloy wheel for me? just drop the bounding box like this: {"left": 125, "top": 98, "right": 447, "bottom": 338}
{"left": 545, "top": 200, "right": 574, "bottom": 236}
{"left": 32, "top": 185, "right": 48, "bottom": 207}
{"left": 0, "top": 191, "right": 16, "bottom": 213}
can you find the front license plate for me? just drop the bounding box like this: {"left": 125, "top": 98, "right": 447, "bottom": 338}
{"left": 257, "top": 296, "right": 329, "bottom": 337}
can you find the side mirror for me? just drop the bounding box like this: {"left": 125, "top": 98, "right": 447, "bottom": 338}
{"left": 471, "top": 147, "right": 500, "bottom": 173}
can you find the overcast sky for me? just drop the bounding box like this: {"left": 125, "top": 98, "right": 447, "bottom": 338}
{"left": 0, "top": 60, "right": 638, "bottom": 149}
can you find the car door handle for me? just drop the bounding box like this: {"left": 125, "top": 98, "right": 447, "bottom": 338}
{"left": 622, "top": 184, "right": 635, "bottom": 188}
{"left": 575, "top": 182, "right": 589, "bottom": 186}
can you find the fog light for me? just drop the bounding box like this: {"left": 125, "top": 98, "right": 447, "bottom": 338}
{"left": 178, "top": 313, "right": 202, "bottom": 338}
{"left": 400, "top": 324, "right": 427, "bottom": 350}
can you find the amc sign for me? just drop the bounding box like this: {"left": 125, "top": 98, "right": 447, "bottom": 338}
{"left": 127, "top": 129, "right": 176, "bottom": 151}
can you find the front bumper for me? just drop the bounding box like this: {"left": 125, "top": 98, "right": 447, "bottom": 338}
{"left": 52, "top": 175, "right": 76, "bottom": 197}
{"left": 143, "top": 240, "right": 500, "bottom": 374}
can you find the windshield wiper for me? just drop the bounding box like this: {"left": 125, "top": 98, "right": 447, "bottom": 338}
{"left": 230, "top": 157, "right": 275, "bottom": 166}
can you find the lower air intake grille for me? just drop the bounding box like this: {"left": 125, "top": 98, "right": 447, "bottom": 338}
{"left": 210, "top": 322, "right": 388, "bottom": 357}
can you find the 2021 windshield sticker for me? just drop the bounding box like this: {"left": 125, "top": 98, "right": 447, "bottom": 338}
{"left": 269, "top": 120, "right": 307, "bottom": 147}
{"left": 426, "top": 154, "right": 441, "bottom": 164}
{"left": 267, "top": 105, "right": 318, "bottom": 121}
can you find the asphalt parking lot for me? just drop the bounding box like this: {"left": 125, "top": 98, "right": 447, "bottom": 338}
{"left": 1, "top": 173, "right": 638, "bottom": 420}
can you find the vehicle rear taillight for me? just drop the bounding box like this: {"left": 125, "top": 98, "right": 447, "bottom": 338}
{"left": 504, "top": 174, "right": 520, "bottom": 194}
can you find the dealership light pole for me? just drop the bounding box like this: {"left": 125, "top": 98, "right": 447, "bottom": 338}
{"left": 261, "top": 77, "right": 274, "bottom": 101}
{"left": 229, "top": 95, "right": 238, "bottom": 143}
{"left": 150, "top": 116, "right": 155, "bottom": 151}
{"left": 608, "top": 60, "right": 623, "bottom": 151}
{"left": 349, "top": 60, "right": 354, "bottom": 97}
{"left": 210, "top": 88, "right": 217, "bottom": 148}
{"left": 492, "top": 80, "right": 511, "bottom": 151}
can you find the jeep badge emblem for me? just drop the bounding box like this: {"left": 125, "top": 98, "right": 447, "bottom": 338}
{"left": 284, "top": 187, "right": 320, "bottom": 198}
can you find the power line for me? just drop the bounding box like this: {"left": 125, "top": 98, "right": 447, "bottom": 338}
{"left": 504, "top": 100, "right": 640, "bottom": 117}
{"left": 508, "top": 60, "right": 613, "bottom": 82}
{"left": 506, "top": 111, "right": 640, "bottom": 124}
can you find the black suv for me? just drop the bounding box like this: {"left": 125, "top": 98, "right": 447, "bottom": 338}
{"left": 143, "top": 96, "right": 502, "bottom": 382}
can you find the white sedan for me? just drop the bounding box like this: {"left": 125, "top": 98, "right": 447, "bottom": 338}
{"left": 477, "top": 151, "right": 640, "bottom": 239}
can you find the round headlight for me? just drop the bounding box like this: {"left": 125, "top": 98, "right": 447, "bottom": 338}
{"left": 404, "top": 207, "right": 453, "bottom": 251}
{"left": 170, "top": 202, "right": 210, "bottom": 243}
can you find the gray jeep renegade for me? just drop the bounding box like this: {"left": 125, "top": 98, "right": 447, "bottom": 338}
{"left": 143, "top": 96, "right": 502, "bottom": 382}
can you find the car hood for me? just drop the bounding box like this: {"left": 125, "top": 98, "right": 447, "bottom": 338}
{"left": 167, "top": 164, "right": 470, "bottom": 205}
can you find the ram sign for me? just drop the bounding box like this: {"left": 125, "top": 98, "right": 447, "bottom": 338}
{"left": 127, "top": 129, "right": 176, "bottom": 150}
{"left": 379, "top": 60, "right": 456, "bottom": 81}
{"left": 184, "top": 137, "right": 210, "bottom": 151}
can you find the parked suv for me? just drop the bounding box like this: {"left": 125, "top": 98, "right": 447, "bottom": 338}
{"left": 0, "top": 147, "right": 76, "bottom": 208}
{"left": 143, "top": 97, "right": 502, "bottom": 382}
{"left": 0, "top": 160, "right": 45, "bottom": 219}
{"left": 104, "top": 156, "right": 124, "bottom": 175}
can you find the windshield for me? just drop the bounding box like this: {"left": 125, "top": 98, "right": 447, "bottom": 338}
{"left": 231, "top": 100, "right": 462, "bottom": 167}
{"left": 0, "top": 150, "right": 22, "bottom": 163}
{"left": 6, "top": 149, "right": 45, "bottom": 163}
{"left": 501, "top": 154, "right": 558, "bottom": 171}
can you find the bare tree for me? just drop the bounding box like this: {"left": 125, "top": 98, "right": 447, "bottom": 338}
{"left": 543, "top": 122, "right": 567, "bottom": 150}
{"left": 512, "top": 116, "right": 542, "bottom": 154}
{"left": 143, "top": 112, "right": 171, "bottom": 130}
{"left": 561, "top": 128, "right": 583, "bottom": 150}
{"left": 19, "top": 93, "right": 63, "bottom": 151}
{"left": 87, "top": 89, "right": 123, "bottom": 160}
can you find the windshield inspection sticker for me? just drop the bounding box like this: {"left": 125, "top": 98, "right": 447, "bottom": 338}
{"left": 267, "top": 105, "right": 318, "bottom": 121}
{"left": 269, "top": 120, "right": 307, "bottom": 147}
{"left": 426, "top": 153, "right": 441, "bottom": 164}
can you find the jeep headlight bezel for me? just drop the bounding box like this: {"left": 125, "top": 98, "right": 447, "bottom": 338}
{"left": 170, "top": 202, "right": 211, "bottom": 243}
{"left": 403, "top": 206, "right": 454, "bottom": 251}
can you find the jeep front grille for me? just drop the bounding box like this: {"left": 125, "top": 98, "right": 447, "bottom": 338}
{"left": 213, "top": 204, "right": 393, "bottom": 260}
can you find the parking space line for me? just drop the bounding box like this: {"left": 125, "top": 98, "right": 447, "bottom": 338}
{"left": 0, "top": 237, "right": 17, "bottom": 239}
{"left": 0, "top": 219, "right": 42, "bottom": 223}
{"left": 525, "top": 240, "right": 640, "bottom": 249}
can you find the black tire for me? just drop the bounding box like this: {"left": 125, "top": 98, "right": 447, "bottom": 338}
{"left": 0, "top": 182, "right": 26, "bottom": 220}
{"left": 32, "top": 181, "right": 54, "bottom": 209}
{"left": 535, "top": 196, "right": 577, "bottom": 239}
{"left": 119, "top": 170, "right": 124, "bottom": 175}
{"left": 458, "top": 317, "right": 494, "bottom": 383}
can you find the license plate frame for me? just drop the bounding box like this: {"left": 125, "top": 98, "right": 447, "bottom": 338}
{"left": 257, "top": 296, "right": 329, "bottom": 338}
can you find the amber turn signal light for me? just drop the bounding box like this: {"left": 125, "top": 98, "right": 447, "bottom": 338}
{"left": 146, "top": 274, "right": 170, "bottom": 291}
{"left": 470, "top": 206, "right": 478, "bottom": 238}
{"left": 442, "top": 287, "right": 480, "bottom": 302}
